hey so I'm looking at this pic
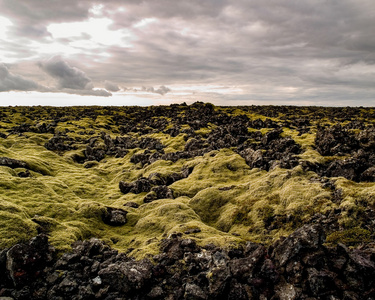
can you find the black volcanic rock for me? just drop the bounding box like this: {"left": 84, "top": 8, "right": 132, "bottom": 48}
{"left": 45, "top": 134, "right": 76, "bottom": 152}
{"left": 144, "top": 185, "right": 174, "bottom": 203}
{"left": 102, "top": 207, "right": 128, "bottom": 226}
{"left": 272, "top": 224, "right": 325, "bottom": 267}
{"left": 238, "top": 129, "right": 301, "bottom": 171}
{"left": 1, "top": 225, "right": 375, "bottom": 299}
{"left": 0, "top": 157, "right": 28, "bottom": 169}
{"left": 5, "top": 234, "right": 55, "bottom": 288}
{"left": 315, "top": 124, "right": 359, "bottom": 156}
{"left": 119, "top": 177, "right": 152, "bottom": 194}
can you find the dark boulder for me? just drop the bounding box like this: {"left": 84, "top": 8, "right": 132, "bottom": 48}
{"left": 144, "top": 185, "right": 174, "bottom": 203}
{"left": 357, "top": 126, "right": 375, "bottom": 150}
{"left": 84, "top": 145, "right": 106, "bottom": 162}
{"left": 164, "top": 126, "right": 181, "bottom": 137}
{"left": 0, "top": 157, "right": 28, "bottom": 169}
{"left": 119, "top": 177, "right": 152, "bottom": 194}
{"left": 207, "top": 265, "right": 230, "bottom": 298}
{"left": 119, "top": 180, "right": 133, "bottom": 194}
{"left": 45, "top": 134, "right": 75, "bottom": 152}
{"left": 148, "top": 172, "right": 167, "bottom": 185}
{"left": 229, "top": 245, "right": 265, "bottom": 281}
{"left": 1, "top": 217, "right": 375, "bottom": 299}
{"left": 5, "top": 234, "right": 55, "bottom": 288}
{"left": 227, "top": 279, "right": 253, "bottom": 300}
{"left": 238, "top": 129, "right": 301, "bottom": 171}
{"left": 272, "top": 224, "right": 325, "bottom": 267}
{"left": 130, "top": 177, "right": 152, "bottom": 194}
{"left": 325, "top": 158, "right": 365, "bottom": 181}
{"left": 315, "top": 125, "right": 359, "bottom": 156}
{"left": 17, "top": 169, "right": 31, "bottom": 178}
{"left": 306, "top": 268, "right": 336, "bottom": 297}
{"left": 98, "top": 259, "right": 153, "bottom": 294}
{"left": 185, "top": 138, "right": 206, "bottom": 152}
{"left": 102, "top": 207, "right": 128, "bottom": 226}
{"left": 360, "top": 166, "right": 375, "bottom": 182}
{"left": 184, "top": 283, "right": 207, "bottom": 300}
{"left": 261, "top": 128, "right": 282, "bottom": 145}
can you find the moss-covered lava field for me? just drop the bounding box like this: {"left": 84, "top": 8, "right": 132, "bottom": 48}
{"left": 1, "top": 103, "right": 375, "bottom": 258}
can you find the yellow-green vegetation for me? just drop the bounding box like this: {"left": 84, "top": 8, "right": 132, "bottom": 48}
{"left": 326, "top": 227, "right": 371, "bottom": 246}
{"left": 1, "top": 105, "right": 375, "bottom": 258}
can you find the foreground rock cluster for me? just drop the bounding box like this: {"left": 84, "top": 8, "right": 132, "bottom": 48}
{"left": 1, "top": 224, "right": 375, "bottom": 300}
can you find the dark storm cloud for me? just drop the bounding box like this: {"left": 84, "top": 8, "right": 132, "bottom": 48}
{"left": 1, "top": 0, "right": 375, "bottom": 104}
{"left": 0, "top": 63, "right": 40, "bottom": 92}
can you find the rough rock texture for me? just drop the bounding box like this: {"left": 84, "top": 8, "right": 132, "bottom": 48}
{"left": 238, "top": 128, "right": 301, "bottom": 171}
{"left": 45, "top": 134, "right": 76, "bottom": 152}
{"left": 0, "top": 157, "right": 28, "bottom": 169}
{"left": 143, "top": 185, "right": 174, "bottom": 203}
{"left": 1, "top": 225, "right": 375, "bottom": 299}
{"left": 101, "top": 207, "right": 128, "bottom": 226}
{"left": 120, "top": 167, "right": 193, "bottom": 200}
{"left": 315, "top": 125, "right": 359, "bottom": 156}
{"left": 311, "top": 125, "right": 375, "bottom": 182}
{"left": 119, "top": 177, "right": 152, "bottom": 194}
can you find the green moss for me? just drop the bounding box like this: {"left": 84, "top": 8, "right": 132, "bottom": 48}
{"left": 282, "top": 128, "right": 315, "bottom": 149}
{"left": 195, "top": 123, "right": 217, "bottom": 137}
{"left": 0, "top": 211, "right": 38, "bottom": 249}
{"left": 326, "top": 227, "right": 371, "bottom": 246}
{"left": 145, "top": 132, "right": 186, "bottom": 153}
{"left": 1, "top": 105, "right": 374, "bottom": 257}
{"left": 171, "top": 149, "right": 252, "bottom": 198}
{"left": 190, "top": 188, "right": 231, "bottom": 224}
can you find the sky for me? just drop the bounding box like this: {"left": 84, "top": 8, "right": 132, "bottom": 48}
{"left": 0, "top": 0, "right": 375, "bottom": 107}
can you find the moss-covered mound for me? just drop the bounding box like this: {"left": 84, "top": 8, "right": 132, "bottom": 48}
{"left": 1, "top": 103, "right": 375, "bottom": 258}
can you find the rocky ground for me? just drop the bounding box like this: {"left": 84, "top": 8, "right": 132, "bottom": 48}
{"left": 1, "top": 226, "right": 375, "bottom": 299}
{"left": 1, "top": 103, "right": 375, "bottom": 299}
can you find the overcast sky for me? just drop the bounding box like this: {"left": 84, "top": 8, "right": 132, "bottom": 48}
{"left": 0, "top": 0, "right": 375, "bottom": 106}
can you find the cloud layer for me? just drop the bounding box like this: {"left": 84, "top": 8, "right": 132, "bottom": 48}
{"left": 0, "top": 63, "right": 39, "bottom": 92}
{"left": 0, "top": 0, "right": 374, "bottom": 105}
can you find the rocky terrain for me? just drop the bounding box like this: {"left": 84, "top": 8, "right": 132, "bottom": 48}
{"left": 1, "top": 103, "right": 375, "bottom": 299}
{"left": 1, "top": 226, "right": 375, "bottom": 300}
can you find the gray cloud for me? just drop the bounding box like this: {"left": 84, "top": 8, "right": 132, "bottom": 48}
{"left": 0, "top": 0, "right": 91, "bottom": 41}
{"left": 38, "top": 57, "right": 111, "bottom": 96}
{"left": 39, "top": 57, "right": 92, "bottom": 90}
{"left": 104, "top": 80, "right": 120, "bottom": 92}
{"left": 1, "top": 0, "right": 375, "bottom": 105}
{"left": 63, "top": 88, "right": 113, "bottom": 97}
{"left": 155, "top": 85, "right": 171, "bottom": 95}
{"left": 0, "top": 63, "right": 40, "bottom": 92}
{"left": 141, "top": 85, "right": 171, "bottom": 95}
